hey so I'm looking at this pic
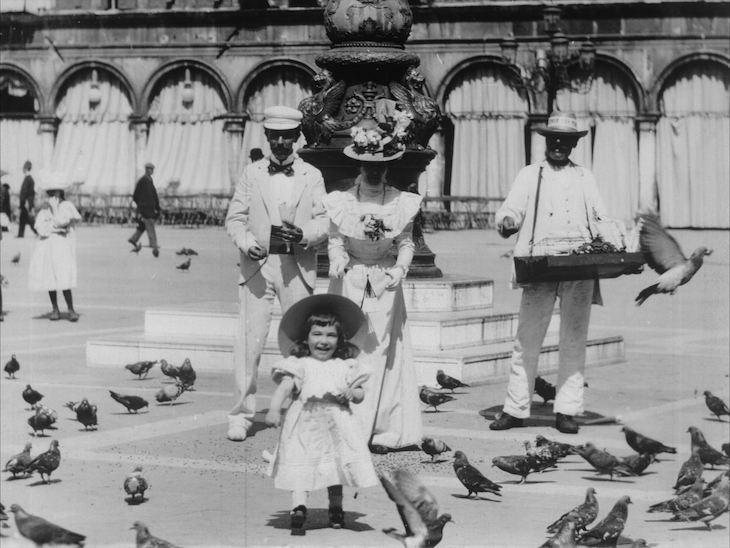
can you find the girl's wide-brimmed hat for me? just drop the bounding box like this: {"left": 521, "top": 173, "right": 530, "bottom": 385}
{"left": 36, "top": 170, "right": 71, "bottom": 191}
{"left": 278, "top": 294, "right": 368, "bottom": 356}
{"left": 343, "top": 144, "right": 405, "bottom": 162}
{"left": 535, "top": 110, "right": 589, "bottom": 138}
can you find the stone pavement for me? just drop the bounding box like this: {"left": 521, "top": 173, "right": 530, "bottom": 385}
{"left": 1, "top": 224, "right": 728, "bottom": 547}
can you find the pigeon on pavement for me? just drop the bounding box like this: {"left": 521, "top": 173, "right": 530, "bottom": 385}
{"left": 11, "top": 252, "right": 20, "bottom": 265}
{"left": 74, "top": 398, "right": 98, "bottom": 431}
{"left": 453, "top": 450, "right": 502, "bottom": 499}
{"left": 574, "top": 443, "right": 636, "bottom": 480}
{"left": 673, "top": 446, "right": 704, "bottom": 492}
{"left": 538, "top": 518, "right": 578, "bottom": 548}
{"left": 535, "top": 435, "right": 577, "bottom": 461}
{"left": 492, "top": 455, "right": 543, "bottom": 484}
{"left": 421, "top": 437, "right": 451, "bottom": 462}
{"left": 25, "top": 439, "right": 61, "bottom": 484}
{"left": 524, "top": 441, "right": 560, "bottom": 470}
{"left": 177, "top": 358, "right": 196, "bottom": 391}
{"left": 28, "top": 407, "right": 54, "bottom": 437}
{"left": 176, "top": 258, "right": 191, "bottom": 272}
{"left": 546, "top": 487, "right": 598, "bottom": 534}
{"left": 3, "top": 442, "right": 33, "bottom": 478}
{"left": 22, "top": 384, "right": 44, "bottom": 408}
{"left": 125, "top": 360, "right": 157, "bottom": 380}
{"left": 110, "top": 390, "right": 149, "bottom": 413}
{"left": 621, "top": 453, "right": 656, "bottom": 476}
{"left": 419, "top": 387, "right": 455, "bottom": 413}
{"left": 378, "top": 468, "right": 453, "bottom": 548}
{"left": 124, "top": 465, "right": 150, "bottom": 502}
{"left": 160, "top": 359, "right": 180, "bottom": 382}
{"left": 155, "top": 383, "right": 186, "bottom": 405}
{"left": 703, "top": 391, "right": 730, "bottom": 421}
{"left": 620, "top": 425, "right": 676, "bottom": 456}
{"left": 436, "top": 369, "right": 469, "bottom": 393}
{"left": 635, "top": 211, "right": 712, "bottom": 306}
{"left": 688, "top": 426, "right": 730, "bottom": 468}
{"left": 578, "top": 495, "right": 632, "bottom": 546}
{"left": 4, "top": 354, "right": 19, "bottom": 378}
{"left": 9, "top": 504, "right": 85, "bottom": 546}
{"left": 723, "top": 443, "right": 729, "bottom": 458}
{"left": 649, "top": 475, "right": 704, "bottom": 513}
{"left": 131, "top": 520, "right": 183, "bottom": 548}
{"left": 534, "top": 376, "right": 556, "bottom": 405}
{"left": 671, "top": 475, "right": 730, "bottom": 530}
{"left": 176, "top": 247, "right": 198, "bottom": 256}
{"left": 0, "top": 502, "right": 7, "bottom": 527}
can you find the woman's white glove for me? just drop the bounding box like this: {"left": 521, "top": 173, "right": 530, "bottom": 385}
{"left": 385, "top": 265, "right": 407, "bottom": 290}
{"left": 329, "top": 256, "right": 349, "bottom": 279}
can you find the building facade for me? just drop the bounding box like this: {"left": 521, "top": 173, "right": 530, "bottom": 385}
{"left": 1, "top": 0, "right": 728, "bottom": 227}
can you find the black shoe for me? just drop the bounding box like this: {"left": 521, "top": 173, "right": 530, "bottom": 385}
{"left": 329, "top": 507, "right": 345, "bottom": 529}
{"left": 555, "top": 413, "right": 579, "bottom": 434}
{"left": 369, "top": 444, "right": 389, "bottom": 454}
{"left": 489, "top": 412, "right": 524, "bottom": 431}
{"left": 290, "top": 505, "right": 307, "bottom": 536}
{"left": 152, "top": 248, "right": 159, "bottom": 258}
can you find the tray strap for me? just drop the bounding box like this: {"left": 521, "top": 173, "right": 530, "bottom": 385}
{"left": 528, "top": 166, "right": 543, "bottom": 256}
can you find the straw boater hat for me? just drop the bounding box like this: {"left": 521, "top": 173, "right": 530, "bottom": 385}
{"left": 278, "top": 294, "right": 368, "bottom": 357}
{"left": 263, "top": 106, "right": 303, "bottom": 131}
{"left": 36, "top": 170, "right": 71, "bottom": 192}
{"left": 535, "top": 110, "right": 589, "bottom": 138}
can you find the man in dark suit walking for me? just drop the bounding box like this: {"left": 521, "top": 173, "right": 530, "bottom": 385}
{"left": 17, "top": 160, "right": 37, "bottom": 238}
{"left": 128, "top": 162, "right": 161, "bottom": 257}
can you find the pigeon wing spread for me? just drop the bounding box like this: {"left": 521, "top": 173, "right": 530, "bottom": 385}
{"left": 639, "top": 212, "right": 686, "bottom": 274}
{"left": 378, "top": 469, "right": 429, "bottom": 546}
{"left": 10, "top": 504, "right": 85, "bottom": 547}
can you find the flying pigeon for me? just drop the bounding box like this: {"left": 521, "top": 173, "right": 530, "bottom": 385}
{"left": 535, "top": 435, "right": 578, "bottom": 461}
{"left": 175, "top": 247, "right": 188, "bottom": 256}
{"left": 177, "top": 358, "right": 196, "bottom": 391}
{"left": 538, "top": 517, "right": 578, "bottom": 548}
{"left": 124, "top": 465, "right": 150, "bottom": 502}
{"left": 574, "top": 443, "right": 636, "bottom": 480}
{"left": 620, "top": 425, "right": 676, "bottom": 456}
{"left": 703, "top": 391, "right": 730, "bottom": 421}
{"left": 688, "top": 426, "right": 730, "bottom": 468}
{"left": 131, "top": 521, "right": 183, "bottom": 548}
{"left": 9, "top": 504, "right": 85, "bottom": 547}
{"left": 4, "top": 354, "right": 19, "bottom": 378}
{"left": 28, "top": 407, "right": 54, "bottom": 437}
{"left": 453, "top": 450, "right": 502, "bottom": 499}
{"left": 436, "top": 369, "right": 469, "bottom": 393}
{"left": 546, "top": 487, "right": 598, "bottom": 534}
{"left": 648, "top": 475, "right": 704, "bottom": 513}
{"left": 534, "top": 376, "right": 556, "bottom": 405}
{"left": 3, "top": 442, "right": 33, "bottom": 478}
{"left": 125, "top": 360, "right": 157, "bottom": 380}
{"left": 621, "top": 453, "right": 656, "bottom": 476}
{"left": 176, "top": 258, "right": 191, "bottom": 272}
{"left": 155, "top": 382, "right": 186, "bottom": 405}
{"left": 25, "top": 439, "right": 61, "bottom": 484}
{"left": 635, "top": 211, "right": 712, "bottom": 305}
{"left": 22, "top": 384, "right": 44, "bottom": 408}
{"left": 578, "top": 495, "right": 632, "bottom": 546}
{"left": 674, "top": 446, "right": 704, "bottom": 492}
{"left": 110, "top": 390, "right": 149, "bottom": 413}
{"left": 378, "top": 469, "right": 452, "bottom": 548}
{"left": 160, "top": 359, "right": 180, "bottom": 381}
{"left": 492, "top": 455, "right": 544, "bottom": 484}
{"left": 11, "top": 252, "right": 20, "bottom": 265}
{"left": 419, "top": 387, "right": 455, "bottom": 413}
{"left": 184, "top": 248, "right": 198, "bottom": 256}
{"left": 74, "top": 398, "right": 98, "bottom": 431}
{"left": 421, "top": 437, "right": 451, "bottom": 462}
{"left": 671, "top": 475, "right": 730, "bottom": 530}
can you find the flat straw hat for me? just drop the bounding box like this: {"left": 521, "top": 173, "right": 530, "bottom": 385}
{"left": 36, "top": 170, "right": 71, "bottom": 191}
{"left": 278, "top": 294, "right": 367, "bottom": 357}
{"left": 535, "top": 110, "right": 589, "bottom": 138}
{"left": 263, "top": 105, "right": 303, "bottom": 131}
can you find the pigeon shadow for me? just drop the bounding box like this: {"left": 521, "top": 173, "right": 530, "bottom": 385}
{"left": 125, "top": 496, "right": 148, "bottom": 505}
{"left": 669, "top": 524, "right": 726, "bottom": 532}
{"left": 266, "top": 509, "right": 374, "bottom": 532}
{"left": 515, "top": 479, "right": 556, "bottom": 485}
{"left": 154, "top": 401, "right": 193, "bottom": 407}
{"left": 581, "top": 475, "right": 636, "bottom": 484}
{"left": 130, "top": 377, "right": 156, "bottom": 382}
{"left": 4, "top": 475, "right": 30, "bottom": 481}
{"left": 28, "top": 478, "right": 62, "bottom": 487}
{"left": 110, "top": 411, "right": 150, "bottom": 416}
{"left": 29, "top": 432, "right": 49, "bottom": 438}
{"left": 421, "top": 458, "right": 449, "bottom": 464}
{"left": 246, "top": 421, "right": 272, "bottom": 439}
{"left": 423, "top": 409, "right": 456, "bottom": 414}
{"left": 451, "top": 493, "right": 502, "bottom": 502}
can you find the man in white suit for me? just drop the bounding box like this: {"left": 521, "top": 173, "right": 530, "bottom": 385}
{"left": 225, "top": 106, "right": 329, "bottom": 441}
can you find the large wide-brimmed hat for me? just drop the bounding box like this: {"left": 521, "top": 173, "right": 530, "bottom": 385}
{"left": 263, "top": 106, "right": 303, "bottom": 131}
{"left": 36, "top": 170, "right": 71, "bottom": 191}
{"left": 535, "top": 110, "right": 589, "bottom": 138}
{"left": 343, "top": 144, "right": 405, "bottom": 162}
{"left": 278, "top": 294, "right": 367, "bottom": 357}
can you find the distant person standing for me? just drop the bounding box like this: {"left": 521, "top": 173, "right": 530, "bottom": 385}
{"left": 249, "top": 148, "right": 264, "bottom": 163}
{"left": 17, "top": 160, "right": 37, "bottom": 238}
{"left": 128, "top": 162, "right": 160, "bottom": 257}
{"left": 1, "top": 182, "right": 11, "bottom": 232}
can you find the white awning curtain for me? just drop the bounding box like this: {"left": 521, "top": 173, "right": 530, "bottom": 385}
{"left": 656, "top": 61, "right": 730, "bottom": 228}
{"left": 0, "top": 118, "right": 43, "bottom": 188}
{"left": 555, "top": 66, "right": 640, "bottom": 225}
{"left": 445, "top": 64, "right": 528, "bottom": 202}
{"left": 52, "top": 70, "right": 135, "bottom": 194}
{"left": 146, "top": 70, "right": 230, "bottom": 195}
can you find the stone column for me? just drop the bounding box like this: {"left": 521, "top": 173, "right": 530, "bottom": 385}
{"left": 37, "top": 116, "right": 58, "bottom": 170}
{"left": 130, "top": 117, "right": 150, "bottom": 179}
{"left": 637, "top": 114, "right": 660, "bottom": 212}
{"left": 223, "top": 116, "right": 246, "bottom": 193}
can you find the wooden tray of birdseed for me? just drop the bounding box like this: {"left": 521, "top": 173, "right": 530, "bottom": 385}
{"left": 514, "top": 252, "right": 646, "bottom": 284}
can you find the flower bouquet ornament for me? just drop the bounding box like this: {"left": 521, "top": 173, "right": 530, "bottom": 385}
{"left": 344, "top": 110, "right": 412, "bottom": 162}
{"left": 361, "top": 213, "right": 391, "bottom": 241}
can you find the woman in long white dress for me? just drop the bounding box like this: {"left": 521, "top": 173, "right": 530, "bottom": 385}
{"left": 323, "top": 136, "right": 423, "bottom": 453}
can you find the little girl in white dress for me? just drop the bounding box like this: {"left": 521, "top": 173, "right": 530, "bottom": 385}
{"left": 265, "top": 294, "right": 378, "bottom": 536}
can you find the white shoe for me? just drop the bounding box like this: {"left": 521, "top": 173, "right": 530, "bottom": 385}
{"left": 227, "top": 415, "right": 248, "bottom": 442}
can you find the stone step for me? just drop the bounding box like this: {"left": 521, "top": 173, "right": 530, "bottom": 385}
{"left": 86, "top": 332, "right": 623, "bottom": 387}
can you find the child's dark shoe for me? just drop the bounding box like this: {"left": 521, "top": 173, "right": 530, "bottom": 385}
{"left": 290, "top": 505, "right": 307, "bottom": 536}
{"left": 329, "top": 507, "right": 344, "bottom": 529}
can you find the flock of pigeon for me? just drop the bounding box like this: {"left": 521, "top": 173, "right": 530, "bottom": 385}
{"left": 2, "top": 354, "right": 198, "bottom": 547}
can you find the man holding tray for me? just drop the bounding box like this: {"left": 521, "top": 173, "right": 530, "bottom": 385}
{"left": 490, "top": 110, "right": 617, "bottom": 434}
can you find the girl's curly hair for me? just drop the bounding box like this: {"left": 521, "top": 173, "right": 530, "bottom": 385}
{"left": 289, "top": 309, "right": 358, "bottom": 360}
